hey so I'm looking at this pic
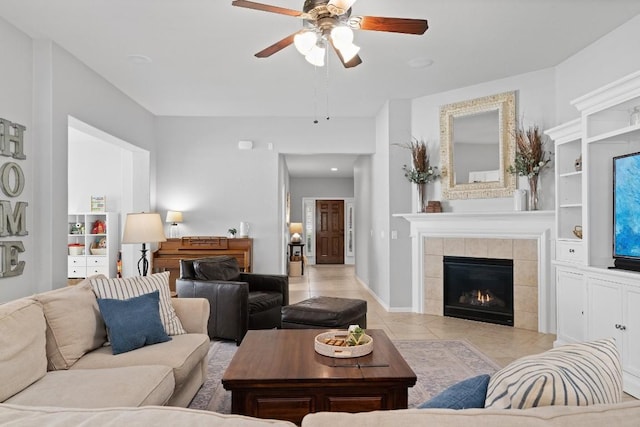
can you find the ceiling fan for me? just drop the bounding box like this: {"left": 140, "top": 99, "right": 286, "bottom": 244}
{"left": 231, "top": 0, "right": 428, "bottom": 68}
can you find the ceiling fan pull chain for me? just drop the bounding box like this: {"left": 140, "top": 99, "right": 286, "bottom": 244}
{"left": 313, "top": 64, "right": 319, "bottom": 124}
{"left": 325, "top": 48, "right": 330, "bottom": 121}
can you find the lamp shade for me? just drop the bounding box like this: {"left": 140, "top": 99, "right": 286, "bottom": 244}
{"left": 165, "top": 210, "right": 183, "bottom": 224}
{"left": 289, "top": 222, "right": 303, "bottom": 235}
{"left": 122, "top": 212, "right": 167, "bottom": 244}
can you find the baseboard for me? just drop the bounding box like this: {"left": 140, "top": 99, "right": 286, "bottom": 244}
{"left": 355, "top": 275, "right": 390, "bottom": 312}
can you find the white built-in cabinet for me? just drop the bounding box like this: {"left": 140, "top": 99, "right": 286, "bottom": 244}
{"left": 554, "top": 267, "right": 585, "bottom": 345}
{"left": 547, "top": 70, "right": 640, "bottom": 398}
{"left": 67, "top": 212, "right": 118, "bottom": 279}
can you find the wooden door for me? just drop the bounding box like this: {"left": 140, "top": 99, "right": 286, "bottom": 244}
{"left": 316, "top": 200, "right": 344, "bottom": 264}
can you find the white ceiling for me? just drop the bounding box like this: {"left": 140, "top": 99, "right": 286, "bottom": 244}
{"left": 2, "top": 0, "right": 639, "bottom": 177}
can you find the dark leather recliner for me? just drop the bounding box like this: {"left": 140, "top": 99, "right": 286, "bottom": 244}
{"left": 176, "top": 256, "right": 288, "bottom": 344}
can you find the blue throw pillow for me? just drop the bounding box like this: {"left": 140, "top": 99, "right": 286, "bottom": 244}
{"left": 97, "top": 290, "right": 171, "bottom": 355}
{"left": 418, "top": 374, "right": 490, "bottom": 409}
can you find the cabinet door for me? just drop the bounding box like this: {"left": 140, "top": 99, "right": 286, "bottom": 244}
{"left": 587, "top": 277, "right": 623, "bottom": 351}
{"left": 622, "top": 285, "right": 640, "bottom": 379}
{"left": 556, "top": 269, "right": 585, "bottom": 344}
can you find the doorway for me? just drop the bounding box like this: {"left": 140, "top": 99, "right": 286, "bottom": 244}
{"left": 316, "top": 200, "right": 344, "bottom": 264}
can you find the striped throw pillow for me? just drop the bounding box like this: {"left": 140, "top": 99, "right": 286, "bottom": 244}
{"left": 90, "top": 272, "right": 186, "bottom": 336}
{"left": 485, "top": 338, "right": 622, "bottom": 409}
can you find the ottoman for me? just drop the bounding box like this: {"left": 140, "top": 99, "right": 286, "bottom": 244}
{"left": 281, "top": 296, "right": 367, "bottom": 329}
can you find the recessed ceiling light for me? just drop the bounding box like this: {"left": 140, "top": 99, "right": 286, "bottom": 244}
{"left": 127, "top": 54, "right": 152, "bottom": 64}
{"left": 331, "top": 168, "right": 338, "bottom": 172}
{"left": 408, "top": 57, "right": 434, "bottom": 69}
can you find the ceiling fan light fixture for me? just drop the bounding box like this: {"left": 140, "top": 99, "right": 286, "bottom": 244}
{"left": 330, "top": 25, "right": 354, "bottom": 49}
{"left": 327, "top": 0, "right": 357, "bottom": 16}
{"left": 337, "top": 42, "right": 360, "bottom": 62}
{"left": 294, "top": 31, "right": 318, "bottom": 55}
{"left": 305, "top": 44, "right": 326, "bottom": 67}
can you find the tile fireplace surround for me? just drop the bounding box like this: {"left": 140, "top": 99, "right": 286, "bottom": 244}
{"left": 396, "top": 211, "right": 556, "bottom": 334}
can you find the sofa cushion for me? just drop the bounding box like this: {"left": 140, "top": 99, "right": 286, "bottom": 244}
{"left": 248, "top": 291, "right": 283, "bottom": 313}
{"left": 70, "top": 333, "right": 209, "bottom": 388}
{"left": 418, "top": 374, "right": 490, "bottom": 409}
{"left": 301, "top": 401, "right": 640, "bottom": 427}
{"left": 0, "top": 298, "right": 47, "bottom": 402}
{"left": 90, "top": 272, "right": 186, "bottom": 336}
{"left": 97, "top": 291, "right": 171, "bottom": 355}
{"left": 33, "top": 279, "right": 107, "bottom": 370}
{"left": 485, "top": 338, "right": 622, "bottom": 409}
{"left": 193, "top": 256, "right": 241, "bottom": 281}
{"left": 0, "top": 403, "right": 299, "bottom": 426}
{"left": 5, "top": 365, "right": 174, "bottom": 407}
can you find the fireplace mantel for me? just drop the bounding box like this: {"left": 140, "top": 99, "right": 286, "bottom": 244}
{"left": 395, "top": 210, "right": 556, "bottom": 333}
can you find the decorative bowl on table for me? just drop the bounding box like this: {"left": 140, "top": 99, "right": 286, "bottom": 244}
{"left": 314, "top": 330, "right": 373, "bottom": 358}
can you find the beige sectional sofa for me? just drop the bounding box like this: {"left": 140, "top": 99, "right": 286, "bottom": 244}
{"left": 2, "top": 280, "right": 639, "bottom": 426}
{"left": 0, "top": 280, "right": 210, "bottom": 409}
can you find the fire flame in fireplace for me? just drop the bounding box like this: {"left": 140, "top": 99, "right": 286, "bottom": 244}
{"left": 476, "top": 290, "right": 492, "bottom": 304}
{"left": 459, "top": 289, "right": 504, "bottom": 307}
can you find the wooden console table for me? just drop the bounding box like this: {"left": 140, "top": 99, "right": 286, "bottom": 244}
{"left": 152, "top": 236, "right": 252, "bottom": 292}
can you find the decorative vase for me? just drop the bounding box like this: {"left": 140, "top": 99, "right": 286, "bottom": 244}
{"left": 528, "top": 176, "right": 539, "bottom": 210}
{"left": 417, "top": 183, "right": 427, "bottom": 213}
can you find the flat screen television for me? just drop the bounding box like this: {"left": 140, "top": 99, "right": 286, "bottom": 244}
{"left": 613, "top": 151, "right": 640, "bottom": 272}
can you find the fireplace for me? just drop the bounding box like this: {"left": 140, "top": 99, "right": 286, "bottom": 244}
{"left": 443, "top": 256, "right": 514, "bottom": 326}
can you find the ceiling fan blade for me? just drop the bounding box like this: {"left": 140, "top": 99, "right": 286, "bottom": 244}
{"left": 254, "top": 31, "right": 301, "bottom": 58}
{"left": 329, "top": 40, "right": 362, "bottom": 68}
{"left": 231, "top": 0, "right": 307, "bottom": 18}
{"left": 352, "top": 16, "right": 428, "bottom": 35}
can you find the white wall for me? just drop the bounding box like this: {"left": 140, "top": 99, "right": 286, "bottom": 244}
{"left": 354, "top": 155, "right": 372, "bottom": 290}
{"left": 0, "top": 17, "right": 157, "bottom": 302}
{"left": 289, "top": 177, "right": 354, "bottom": 222}
{"left": 411, "top": 68, "right": 557, "bottom": 213}
{"left": 40, "top": 43, "right": 156, "bottom": 291}
{"left": 556, "top": 14, "right": 640, "bottom": 123}
{"left": 154, "top": 117, "right": 374, "bottom": 274}
{"left": 68, "top": 129, "right": 125, "bottom": 214}
{"left": 0, "top": 18, "right": 35, "bottom": 302}
{"left": 388, "top": 100, "right": 413, "bottom": 309}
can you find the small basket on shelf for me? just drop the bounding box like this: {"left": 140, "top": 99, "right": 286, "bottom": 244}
{"left": 68, "top": 244, "right": 85, "bottom": 256}
{"left": 572, "top": 225, "right": 583, "bottom": 239}
{"left": 90, "top": 237, "right": 107, "bottom": 255}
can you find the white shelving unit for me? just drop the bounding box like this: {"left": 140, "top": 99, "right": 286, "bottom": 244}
{"left": 68, "top": 212, "right": 118, "bottom": 279}
{"left": 549, "top": 70, "right": 640, "bottom": 398}
{"left": 546, "top": 119, "right": 583, "bottom": 264}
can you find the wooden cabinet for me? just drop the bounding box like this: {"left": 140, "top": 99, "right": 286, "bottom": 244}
{"left": 67, "top": 212, "right": 118, "bottom": 278}
{"left": 152, "top": 236, "right": 252, "bottom": 292}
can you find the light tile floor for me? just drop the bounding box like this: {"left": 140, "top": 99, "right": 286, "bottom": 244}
{"left": 289, "top": 264, "right": 556, "bottom": 368}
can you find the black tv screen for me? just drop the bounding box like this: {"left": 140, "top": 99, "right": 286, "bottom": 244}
{"left": 613, "top": 151, "right": 640, "bottom": 271}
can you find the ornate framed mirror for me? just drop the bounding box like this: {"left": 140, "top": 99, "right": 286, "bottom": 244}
{"left": 440, "top": 91, "right": 516, "bottom": 200}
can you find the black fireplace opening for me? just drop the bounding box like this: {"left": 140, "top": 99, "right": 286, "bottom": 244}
{"left": 443, "top": 256, "right": 514, "bottom": 326}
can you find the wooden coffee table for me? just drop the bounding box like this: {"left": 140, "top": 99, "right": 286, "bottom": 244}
{"left": 222, "top": 329, "right": 416, "bottom": 424}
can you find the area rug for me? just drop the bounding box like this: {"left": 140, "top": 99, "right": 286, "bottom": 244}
{"left": 188, "top": 339, "right": 501, "bottom": 413}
